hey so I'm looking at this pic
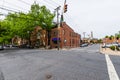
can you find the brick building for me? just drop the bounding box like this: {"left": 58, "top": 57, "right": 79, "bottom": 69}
{"left": 30, "top": 26, "right": 47, "bottom": 48}
{"left": 13, "top": 23, "right": 81, "bottom": 49}
{"left": 103, "top": 38, "right": 120, "bottom": 44}
{"left": 50, "top": 22, "right": 81, "bottom": 49}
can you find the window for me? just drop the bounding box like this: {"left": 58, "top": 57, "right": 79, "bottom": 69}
{"left": 63, "top": 30, "right": 65, "bottom": 35}
{"left": 53, "top": 31, "right": 58, "bottom": 36}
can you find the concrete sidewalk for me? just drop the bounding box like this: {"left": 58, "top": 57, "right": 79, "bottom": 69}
{"left": 100, "top": 48, "right": 120, "bottom": 56}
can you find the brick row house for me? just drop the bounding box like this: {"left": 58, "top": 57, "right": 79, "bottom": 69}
{"left": 30, "top": 26, "right": 47, "bottom": 47}
{"left": 103, "top": 38, "right": 120, "bottom": 44}
{"left": 12, "top": 22, "right": 81, "bottom": 49}
{"left": 50, "top": 22, "right": 81, "bottom": 49}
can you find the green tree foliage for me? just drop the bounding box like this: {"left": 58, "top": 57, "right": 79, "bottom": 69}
{"left": 97, "top": 39, "right": 102, "bottom": 43}
{"left": 28, "top": 2, "right": 55, "bottom": 30}
{"left": 28, "top": 2, "right": 55, "bottom": 45}
{"left": 0, "top": 2, "right": 55, "bottom": 45}
{"left": 115, "top": 33, "right": 120, "bottom": 39}
{"left": 109, "top": 35, "right": 114, "bottom": 40}
{"left": 105, "top": 35, "right": 109, "bottom": 38}
{"left": 0, "top": 20, "right": 11, "bottom": 43}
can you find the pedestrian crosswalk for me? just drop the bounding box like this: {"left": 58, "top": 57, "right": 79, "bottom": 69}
{"left": 105, "top": 55, "right": 120, "bottom": 80}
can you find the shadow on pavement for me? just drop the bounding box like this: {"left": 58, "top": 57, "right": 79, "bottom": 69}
{"left": 0, "top": 69, "right": 5, "bottom": 80}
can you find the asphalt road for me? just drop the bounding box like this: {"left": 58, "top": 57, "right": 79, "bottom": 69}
{"left": 109, "top": 56, "right": 120, "bottom": 79}
{"left": 0, "top": 44, "right": 119, "bottom": 80}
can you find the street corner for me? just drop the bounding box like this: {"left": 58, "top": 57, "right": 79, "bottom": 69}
{"left": 100, "top": 47, "right": 120, "bottom": 56}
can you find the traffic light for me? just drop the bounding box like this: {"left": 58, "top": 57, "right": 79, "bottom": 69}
{"left": 64, "top": 4, "right": 67, "bottom": 13}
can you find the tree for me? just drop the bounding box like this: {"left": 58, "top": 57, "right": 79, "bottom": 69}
{"left": 0, "top": 20, "right": 11, "bottom": 44}
{"left": 1, "top": 2, "right": 55, "bottom": 46}
{"left": 97, "top": 39, "right": 102, "bottom": 43}
{"left": 109, "top": 35, "right": 114, "bottom": 40}
{"left": 115, "top": 33, "right": 120, "bottom": 39}
{"left": 28, "top": 2, "right": 55, "bottom": 45}
{"left": 105, "top": 35, "right": 109, "bottom": 38}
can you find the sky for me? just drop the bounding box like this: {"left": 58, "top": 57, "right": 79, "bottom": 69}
{"left": 0, "top": 0, "right": 120, "bottom": 39}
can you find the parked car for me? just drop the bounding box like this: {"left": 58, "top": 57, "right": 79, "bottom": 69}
{"left": 102, "top": 44, "right": 112, "bottom": 48}
{"left": 112, "top": 43, "right": 118, "bottom": 46}
{"left": 0, "top": 44, "right": 4, "bottom": 50}
{"left": 19, "top": 44, "right": 33, "bottom": 49}
{"left": 118, "top": 43, "right": 120, "bottom": 47}
{"left": 80, "top": 43, "right": 88, "bottom": 47}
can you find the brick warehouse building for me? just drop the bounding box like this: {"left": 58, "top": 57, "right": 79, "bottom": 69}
{"left": 50, "top": 22, "right": 81, "bottom": 49}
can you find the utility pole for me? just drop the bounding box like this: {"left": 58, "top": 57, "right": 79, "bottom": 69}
{"left": 83, "top": 32, "right": 86, "bottom": 43}
{"left": 83, "top": 32, "right": 86, "bottom": 39}
{"left": 55, "top": 6, "right": 61, "bottom": 50}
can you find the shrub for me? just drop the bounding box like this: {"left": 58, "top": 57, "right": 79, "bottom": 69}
{"left": 110, "top": 46, "right": 120, "bottom": 51}
{"left": 116, "top": 46, "right": 120, "bottom": 51}
{"left": 110, "top": 46, "right": 115, "bottom": 51}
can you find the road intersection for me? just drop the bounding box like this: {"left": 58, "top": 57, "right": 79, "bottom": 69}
{"left": 0, "top": 44, "right": 120, "bottom": 80}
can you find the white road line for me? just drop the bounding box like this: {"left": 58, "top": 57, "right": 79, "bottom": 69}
{"left": 105, "top": 55, "right": 120, "bottom": 80}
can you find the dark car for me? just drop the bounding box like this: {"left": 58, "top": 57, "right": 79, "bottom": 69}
{"left": 19, "top": 44, "right": 34, "bottom": 49}
{"left": 80, "top": 43, "right": 88, "bottom": 47}
{"left": 0, "top": 45, "right": 4, "bottom": 50}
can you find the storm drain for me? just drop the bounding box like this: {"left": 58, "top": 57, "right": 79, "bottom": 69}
{"left": 45, "top": 74, "right": 52, "bottom": 80}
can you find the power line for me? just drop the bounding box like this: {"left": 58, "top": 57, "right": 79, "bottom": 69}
{"left": 0, "top": 13, "right": 37, "bottom": 21}
{"left": 0, "top": 0, "right": 5, "bottom": 19}
{"left": 3, "top": 1, "right": 29, "bottom": 12}
{"left": 36, "top": 0, "right": 55, "bottom": 9}
{"left": 44, "top": 0, "right": 58, "bottom": 7}
{"left": 50, "top": 0, "right": 61, "bottom": 6}
{"left": 18, "top": 0, "right": 31, "bottom": 6}
{"left": 64, "top": 13, "right": 83, "bottom": 33}
{"left": 0, "top": 13, "right": 8, "bottom": 17}
{"left": 0, "top": 6, "right": 19, "bottom": 13}
{"left": 1, "top": 0, "right": 60, "bottom": 14}
{"left": 0, "top": 5, "right": 26, "bottom": 13}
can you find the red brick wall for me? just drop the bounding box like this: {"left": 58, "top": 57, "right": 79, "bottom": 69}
{"left": 30, "top": 26, "right": 47, "bottom": 47}
{"left": 50, "top": 22, "right": 81, "bottom": 49}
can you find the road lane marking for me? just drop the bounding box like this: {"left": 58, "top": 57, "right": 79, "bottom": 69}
{"left": 105, "top": 55, "right": 120, "bottom": 80}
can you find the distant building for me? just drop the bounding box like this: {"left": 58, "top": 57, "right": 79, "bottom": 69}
{"left": 91, "top": 38, "right": 98, "bottom": 43}
{"left": 103, "top": 38, "right": 120, "bottom": 44}
{"left": 82, "top": 38, "right": 90, "bottom": 43}
{"left": 50, "top": 22, "right": 81, "bottom": 49}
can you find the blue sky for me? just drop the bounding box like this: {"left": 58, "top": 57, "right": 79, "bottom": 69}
{"left": 0, "top": 0, "right": 120, "bottom": 39}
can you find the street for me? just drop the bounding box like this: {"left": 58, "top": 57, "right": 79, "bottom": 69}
{"left": 0, "top": 44, "right": 120, "bottom": 80}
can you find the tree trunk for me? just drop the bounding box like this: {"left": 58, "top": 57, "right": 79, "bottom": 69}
{"left": 47, "top": 30, "right": 51, "bottom": 46}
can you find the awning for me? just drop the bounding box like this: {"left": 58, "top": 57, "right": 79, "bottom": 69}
{"left": 52, "top": 38, "right": 60, "bottom": 41}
